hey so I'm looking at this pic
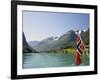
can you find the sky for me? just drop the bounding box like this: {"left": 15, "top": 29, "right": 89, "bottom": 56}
{"left": 23, "top": 11, "right": 89, "bottom": 42}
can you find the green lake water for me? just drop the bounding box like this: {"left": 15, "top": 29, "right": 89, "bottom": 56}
{"left": 23, "top": 53, "right": 89, "bottom": 69}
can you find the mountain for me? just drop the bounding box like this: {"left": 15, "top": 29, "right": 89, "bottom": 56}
{"left": 29, "top": 30, "right": 77, "bottom": 52}
{"left": 37, "top": 37, "right": 57, "bottom": 47}
{"left": 81, "top": 28, "right": 89, "bottom": 45}
{"left": 29, "top": 29, "right": 89, "bottom": 52}
{"left": 23, "top": 32, "right": 38, "bottom": 53}
{"left": 29, "top": 41, "right": 40, "bottom": 47}
{"left": 29, "top": 37, "right": 57, "bottom": 52}
{"left": 56, "top": 30, "right": 77, "bottom": 48}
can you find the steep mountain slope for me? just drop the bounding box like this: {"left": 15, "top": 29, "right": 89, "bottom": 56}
{"left": 23, "top": 32, "right": 38, "bottom": 53}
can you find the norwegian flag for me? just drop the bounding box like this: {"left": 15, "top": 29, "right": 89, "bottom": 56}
{"left": 76, "top": 31, "right": 85, "bottom": 65}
